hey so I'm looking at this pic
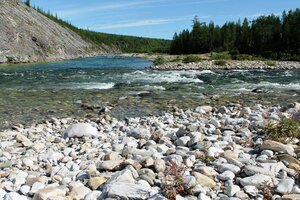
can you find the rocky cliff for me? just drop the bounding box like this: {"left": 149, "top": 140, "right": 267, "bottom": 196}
{"left": 0, "top": 0, "right": 101, "bottom": 64}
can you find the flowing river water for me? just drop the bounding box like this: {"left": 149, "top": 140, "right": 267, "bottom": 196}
{"left": 0, "top": 56, "right": 300, "bottom": 130}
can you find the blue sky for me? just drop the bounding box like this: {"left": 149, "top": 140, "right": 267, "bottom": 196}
{"left": 30, "top": 0, "right": 299, "bottom": 39}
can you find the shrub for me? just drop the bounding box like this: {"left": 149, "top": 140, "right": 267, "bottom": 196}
{"left": 182, "top": 55, "right": 202, "bottom": 63}
{"left": 214, "top": 60, "right": 227, "bottom": 66}
{"left": 232, "top": 54, "right": 253, "bottom": 61}
{"left": 211, "top": 52, "right": 231, "bottom": 60}
{"left": 263, "top": 115, "right": 300, "bottom": 142}
{"left": 265, "top": 60, "right": 276, "bottom": 67}
{"left": 162, "top": 162, "right": 190, "bottom": 200}
{"left": 153, "top": 56, "right": 166, "bottom": 65}
{"left": 171, "top": 56, "right": 182, "bottom": 62}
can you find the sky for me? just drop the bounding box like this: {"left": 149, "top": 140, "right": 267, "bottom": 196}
{"left": 30, "top": 0, "right": 300, "bottom": 39}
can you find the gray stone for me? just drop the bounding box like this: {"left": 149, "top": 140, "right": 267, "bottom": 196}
{"left": 97, "top": 159, "right": 124, "bottom": 171}
{"left": 218, "top": 170, "right": 235, "bottom": 181}
{"left": 4, "top": 192, "right": 27, "bottom": 200}
{"left": 243, "top": 185, "right": 258, "bottom": 196}
{"left": 103, "top": 182, "right": 151, "bottom": 199}
{"left": 84, "top": 191, "right": 102, "bottom": 200}
{"left": 198, "top": 193, "right": 211, "bottom": 200}
{"left": 261, "top": 140, "right": 295, "bottom": 156}
{"left": 238, "top": 174, "right": 272, "bottom": 187}
{"left": 225, "top": 184, "right": 240, "bottom": 197}
{"left": 64, "top": 123, "right": 98, "bottom": 138}
{"left": 20, "top": 185, "right": 30, "bottom": 195}
{"left": 33, "top": 187, "right": 67, "bottom": 200}
{"left": 30, "top": 182, "right": 46, "bottom": 195}
{"left": 218, "top": 164, "right": 240, "bottom": 174}
{"left": 154, "top": 158, "right": 166, "bottom": 173}
{"left": 127, "top": 128, "right": 151, "bottom": 140}
{"left": 175, "top": 136, "right": 191, "bottom": 146}
{"left": 243, "top": 165, "right": 275, "bottom": 177}
{"left": 275, "top": 178, "right": 295, "bottom": 194}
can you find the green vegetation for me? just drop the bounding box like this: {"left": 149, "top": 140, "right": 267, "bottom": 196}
{"left": 32, "top": 6, "right": 170, "bottom": 53}
{"left": 153, "top": 57, "right": 167, "bottom": 65}
{"left": 263, "top": 116, "right": 300, "bottom": 142}
{"left": 265, "top": 60, "right": 276, "bottom": 67}
{"left": 25, "top": 0, "right": 30, "bottom": 7}
{"left": 182, "top": 55, "right": 202, "bottom": 63}
{"left": 214, "top": 60, "right": 227, "bottom": 66}
{"left": 171, "top": 9, "right": 300, "bottom": 61}
{"left": 211, "top": 52, "right": 231, "bottom": 60}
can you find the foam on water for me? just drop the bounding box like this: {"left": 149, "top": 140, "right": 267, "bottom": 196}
{"left": 66, "top": 82, "right": 115, "bottom": 90}
{"left": 227, "top": 81, "right": 300, "bottom": 91}
{"left": 122, "top": 70, "right": 203, "bottom": 83}
{"left": 141, "top": 85, "right": 166, "bottom": 90}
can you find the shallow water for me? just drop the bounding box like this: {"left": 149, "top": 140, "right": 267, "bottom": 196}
{"left": 1, "top": 56, "right": 300, "bottom": 130}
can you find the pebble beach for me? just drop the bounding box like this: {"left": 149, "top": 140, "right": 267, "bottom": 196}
{"left": 0, "top": 102, "right": 300, "bottom": 200}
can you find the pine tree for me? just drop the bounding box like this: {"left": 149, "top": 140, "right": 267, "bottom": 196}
{"left": 25, "top": 0, "right": 30, "bottom": 7}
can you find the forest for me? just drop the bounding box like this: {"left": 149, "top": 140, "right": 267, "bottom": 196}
{"left": 32, "top": 5, "right": 170, "bottom": 53}
{"left": 170, "top": 9, "right": 300, "bottom": 61}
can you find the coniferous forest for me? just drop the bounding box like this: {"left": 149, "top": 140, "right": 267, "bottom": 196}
{"left": 170, "top": 9, "right": 300, "bottom": 61}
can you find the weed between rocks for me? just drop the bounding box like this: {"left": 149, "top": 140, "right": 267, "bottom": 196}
{"left": 162, "top": 161, "right": 190, "bottom": 200}
{"left": 263, "top": 114, "right": 300, "bottom": 142}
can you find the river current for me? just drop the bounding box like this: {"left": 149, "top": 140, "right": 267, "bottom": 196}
{"left": 0, "top": 56, "right": 299, "bottom": 130}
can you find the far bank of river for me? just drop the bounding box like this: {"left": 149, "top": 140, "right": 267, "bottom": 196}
{"left": 122, "top": 53, "right": 300, "bottom": 70}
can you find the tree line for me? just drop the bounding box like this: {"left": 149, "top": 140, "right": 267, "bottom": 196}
{"left": 170, "top": 9, "right": 300, "bottom": 61}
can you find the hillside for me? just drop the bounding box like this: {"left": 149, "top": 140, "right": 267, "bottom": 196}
{"left": 36, "top": 8, "right": 171, "bottom": 54}
{"left": 0, "top": 0, "right": 111, "bottom": 64}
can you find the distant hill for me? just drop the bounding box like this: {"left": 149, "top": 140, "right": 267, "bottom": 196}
{"left": 35, "top": 7, "right": 171, "bottom": 54}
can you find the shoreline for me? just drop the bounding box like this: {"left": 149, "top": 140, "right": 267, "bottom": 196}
{"left": 0, "top": 102, "right": 300, "bottom": 199}
{"left": 2, "top": 52, "right": 300, "bottom": 71}
{"left": 152, "top": 60, "right": 300, "bottom": 70}
{"left": 122, "top": 53, "right": 300, "bottom": 70}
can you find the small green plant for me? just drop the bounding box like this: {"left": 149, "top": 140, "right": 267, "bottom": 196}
{"left": 263, "top": 116, "right": 300, "bottom": 142}
{"left": 214, "top": 60, "right": 227, "bottom": 66}
{"left": 265, "top": 60, "right": 276, "bottom": 67}
{"left": 162, "top": 162, "right": 190, "bottom": 200}
{"left": 232, "top": 54, "right": 254, "bottom": 61}
{"left": 182, "top": 55, "right": 202, "bottom": 63}
{"left": 171, "top": 56, "right": 182, "bottom": 62}
{"left": 211, "top": 52, "right": 231, "bottom": 60}
{"left": 153, "top": 57, "right": 166, "bottom": 65}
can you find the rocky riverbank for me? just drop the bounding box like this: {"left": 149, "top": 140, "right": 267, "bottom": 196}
{"left": 0, "top": 103, "right": 300, "bottom": 199}
{"left": 152, "top": 60, "right": 300, "bottom": 70}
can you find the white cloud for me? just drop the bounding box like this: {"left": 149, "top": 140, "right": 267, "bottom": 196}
{"left": 91, "top": 16, "right": 209, "bottom": 29}
{"left": 57, "top": 0, "right": 170, "bottom": 17}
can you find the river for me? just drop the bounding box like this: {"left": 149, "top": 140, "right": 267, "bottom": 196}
{"left": 0, "top": 56, "right": 299, "bottom": 130}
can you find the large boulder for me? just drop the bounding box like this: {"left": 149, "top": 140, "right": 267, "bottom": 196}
{"left": 261, "top": 140, "right": 295, "bottom": 156}
{"left": 103, "top": 182, "right": 152, "bottom": 199}
{"left": 64, "top": 123, "right": 98, "bottom": 138}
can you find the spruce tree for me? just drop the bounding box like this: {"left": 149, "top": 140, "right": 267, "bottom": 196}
{"left": 25, "top": 0, "right": 30, "bottom": 7}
